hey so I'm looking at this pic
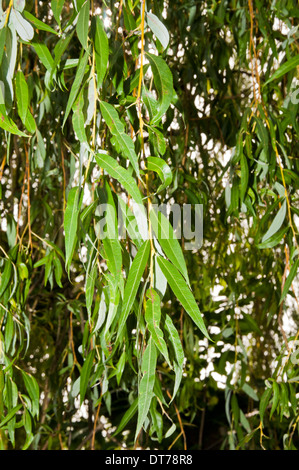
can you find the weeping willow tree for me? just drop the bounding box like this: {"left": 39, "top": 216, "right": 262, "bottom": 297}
{"left": 0, "top": 0, "right": 298, "bottom": 450}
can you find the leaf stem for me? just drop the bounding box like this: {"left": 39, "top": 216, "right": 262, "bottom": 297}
{"left": 4, "top": 0, "right": 13, "bottom": 27}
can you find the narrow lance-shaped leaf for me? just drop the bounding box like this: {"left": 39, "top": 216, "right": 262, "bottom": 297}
{"left": 264, "top": 55, "right": 299, "bottom": 85}
{"left": 51, "top": 0, "right": 65, "bottom": 26}
{"left": 72, "top": 90, "right": 88, "bottom": 143}
{"left": 53, "top": 255, "right": 63, "bottom": 288}
{"left": 135, "top": 338, "right": 157, "bottom": 440}
{"left": 145, "top": 52, "right": 174, "bottom": 124}
{"left": 116, "top": 350, "right": 126, "bottom": 385}
{"left": 113, "top": 398, "right": 138, "bottom": 436}
{"left": 100, "top": 101, "right": 140, "bottom": 176}
{"left": 165, "top": 314, "right": 184, "bottom": 401}
{"left": 0, "top": 104, "right": 28, "bottom": 136}
{"left": 15, "top": 70, "right": 28, "bottom": 124}
{"left": 0, "top": 259, "right": 12, "bottom": 298}
{"left": 53, "top": 32, "right": 76, "bottom": 68}
{"left": 80, "top": 349, "right": 95, "bottom": 405}
{"left": 95, "top": 152, "right": 143, "bottom": 206}
{"left": 21, "top": 371, "right": 40, "bottom": 418}
{"left": 145, "top": 288, "right": 170, "bottom": 366}
{"left": 76, "top": 0, "right": 90, "bottom": 51}
{"left": 146, "top": 12, "right": 169, "bottom": 50}
{"left": 146, "top": 156, "right": 172, "bottom": 193}
{"left": 0, "top": 28, "right": 6, "bottom": 66}
{"left": 143, "top": 88, "right": 159, "bottom": 123}
{"left": 92, "top": 16, "right": 109, "bottom": 87}
{"left": 116, "top": 240, "right": 150, "bottom": 342}
{"left": 31, "top": 40, "right": 54, "bottom": 71}
{"left": 23, "top": 10, "right": 59, "bottom": 34}
{"left": 157, "top": 256, "right": 211, "bottom": 340}
{"left": 117, "top": 196, "right": 144, "bottom": 249}
{"left": 270, "top": 382, "right": 280, "bottom": 419}
{"left": 259, "top": 387, "right": 272, "bottom": 424}
{"left": 10, "top": 9, "right": 34, "bottom": 42}
{"left": 261, "top": 199, "right": 286, "bottom": 243}
{"left": 240, "top": 152, "right": 249, "bottom": 203}
{"left": 13, "top": 0, "right": 25, "bottom": 12}
{"left": 150, "top": 207, "right": 189, "bottom": 285}
{"left": 280, "top": 258, "right": 299, "bottom": 304}
{"left": 85, "top": 260, "right": 97, "bottom": 318}
{"left": 64, "top": 187, "right": 82, "bottom": 273}
{"left": 62, "top": 39, "right": 89, "bottom": 129}
{"left": 257, "top": 226, "right": 289, "bottom": 250}
{"left": 100, "top": 183, "right": 122, "bottom": 284}
{"left": 0, "top": 404, "right": 22, "bottom": 428}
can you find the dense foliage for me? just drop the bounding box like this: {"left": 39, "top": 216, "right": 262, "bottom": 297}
{"left": 0, "top": 0, "right": 299, "bottom": 450}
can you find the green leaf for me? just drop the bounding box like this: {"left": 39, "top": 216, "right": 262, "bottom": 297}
{"left": 148, "top": 126, "right": 166, "bottom": 156}
{"left": 93, "top": 16, "right": 109, "bottom": 87}
{"left": 240, "top": 409, "right": 251, "bottom": 434}
{"left": 0, "top": 404, "right": 22, "bottom": 428}
{"left": 145, "top": 52, "right": 174, "bottom": 124}
{"left": 257, "top": 226, "right": 289, "bottom": 249}
{"left": 123, "top": 6, "right": 138, "bottom": 59}
{"left": 31, "top": 40, "right": 54, "bottom": 71}
{"left": 62, "top": 48, "right": 89, "bottom": 129}
{"left": 165, "top": 422, "right": 176, "bottom": 439}
{"left": 135, "top": 338, "right": 157, "bottom": 440}
{"left": 51, "top": 0, "right": 65, "bottom": 26}
{"left": 15, "top": 70, "right": 28, "bottom": 124}
{"left": 53, "top": 255, "right": 63, "bottom": 288}
{"left": 145, "top": 288, "right": 170, "bottom": 365}
{"left": 279, "top": 382, "right": 289, "bottom": 419}
{"left": 0, "top": 259, "right": 12, "bottom": 298}
{"left": 150, "top": 208, "right": 189, "bottom": 285}
{"left": 242, "top": 382, "right": 259, "bottom": 401}
{"left": 5, "top": 313, "right": 14, "bottom": 352}
{"left": 116, "top": 240, "right": 150, "bottom": 342}
{"left": 264, "top": 55, "right": 299, "bottom": 85}
{"left": 259, "top": 387, "right": 272, "bottom": 424}
{"left": 117, "top": 196, "right": 144, "bottom": 249}
{"left": 157, "top": 256, "right": 210, "bottom": 340}
{"left": 100, "top": 101, "right": 139, "bottom": 176}
{"left": 23, "top": 10, "right": 58, "bottom": 35}
{"left": 116, "top": 350, "right": 126, "bottom": 385}
{"left": 240, "top": 152, "right": 249, "bottom": 202}
{"left": 146, "top": 156, "right": 172, "bottom": 193}
{"left": 0, "top": 104, "right": 28, "bottom": 136}
{"left": 0, "top": 27, "right": 7, "bottom": 66}
{"left": 95, "top": 152, "right": 143, "bottom": 206}
{"left": 165, "top": 314, "right": 184, "bottom": 401}
{"left": 13, "top": 0, "right": 25, "bottom": 12}
{"left": 280, "top": 258, "right": 299, "bottom": 304}
{"left": 24, "top": 110, "right": 36, "bottom": 134}
{"left": 147, "top": 12, "right": 169, "bottom": 50}
{"left": 113, "top": 398, "right": 138, "bottom": 436}
{"left": 76, "top": 0, "right": 90, "bottom": 51}
{"left": 10, "top": 9, "right": 34, "bottom": 42}
{"left": 150, "top": 399, "right": 163, "bottom": 442}
{"left": 270, "top": 381, "right": 280, "bottom": 419}
{"left": 64, "top": 186, "right": 82, "bottom": 273}
{"left": 72, "top": 90, "right": 88, "bottom": 143}
{"left": 261, "top": 199, "right": 286, "bottom": 243}
{"left": 52, "top": 28, "right": 76, "bottom": 77}
{"left": 85, "top": 260, "right": 97, "bottom": 317}
{"left": 21, "top": 371, "right": 40, "bottom": 418}
{"left": 143, "top": 90, "right": 159, "bottom": 123}
{"left": 100, "top": 182, "right": 122, "bottom": 281}
{"left": 80, "top": 349, "right": 95, "bottom": 405}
